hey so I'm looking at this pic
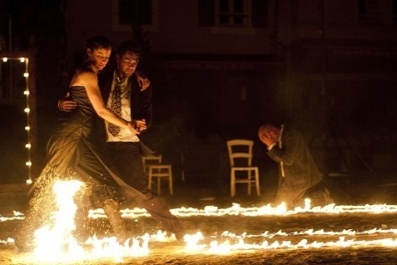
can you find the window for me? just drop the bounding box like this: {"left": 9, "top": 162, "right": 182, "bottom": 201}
{"left": 358, "top": 0, "right": 381, "bottom": 24}
{"left": 112, "top": 0, "right": 158, "bottom": 31}
{"left": 218, "top": 0, "right": 247, "bottom": 26}
{"left": 393, "top": 0, "right": 397, "bottom": 24}
{"left": 199, "top": 0, "right": 267, "bottom": 29}
{"left": 119, "top": 0, "right": 152, "bottom": 25}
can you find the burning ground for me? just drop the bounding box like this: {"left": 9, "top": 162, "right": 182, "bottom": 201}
{"left": 0, "top": 177, "right": 396, "bottom": 264}
{"left": 1, "top": 200, "right": 397, "bottom": 264}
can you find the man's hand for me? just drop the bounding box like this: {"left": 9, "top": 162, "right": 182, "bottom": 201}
{"left": 136, "top": 71, "right": 151, "bottom": 91}
{"left": 259, "top": 133, "right": 275, "bottom": 147}
{"left": 58, "top": 99, "right": 77, "bottom": 112}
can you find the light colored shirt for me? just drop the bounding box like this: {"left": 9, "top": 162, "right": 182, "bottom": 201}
{"left": 105, "top": 72, "right": 139, "bottom": 142}
{"left": 278, "top": 124, "right": 285, "bottom": 177}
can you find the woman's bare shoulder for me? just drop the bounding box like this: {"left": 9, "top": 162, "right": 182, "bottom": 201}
{"left": 70, "top": 68, "right": 97, "bottom": 87}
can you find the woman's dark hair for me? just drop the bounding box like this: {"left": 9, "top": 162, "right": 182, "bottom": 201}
{"left": 77, "top": 36, "right": 112, "bottom": 73}
{"left": 84, "top": 36, "right": 112, "bottom": 51}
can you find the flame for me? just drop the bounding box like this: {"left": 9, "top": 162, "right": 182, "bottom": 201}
{"left": 5, "top": 200, "right": 395, "bottom": 225}
{"left": 5, "top": 185, "right": 397, "bottom": 260}
{"left": 33, "top": 180, "right": 84, "bottom": 260}
{"left": 181, "top": 229, "right": 397, "bottom": 253}
{"left": 116, "top": 202, "right": 397, "bottom": 217}
{"left": 0, "top": 211, "right": 24, "bottom": 222}
{"left": 27, "top": 180, "right": 149, "bottom": 262}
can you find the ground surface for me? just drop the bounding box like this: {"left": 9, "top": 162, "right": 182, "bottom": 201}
{"left": 1, "top": 177, "right": 397, "bottom": 264}
{"left": 1, "top": 205, "right": 397, "bottom": 264}
{"left": 1, "top": 210, "right": 397, "bottom": 264}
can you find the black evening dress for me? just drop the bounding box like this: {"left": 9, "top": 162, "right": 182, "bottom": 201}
{"left": 43, "top": 84, "right": 143, "bottom": 204}
{"left": 16, "top": 70, "right": 143, "bottom": 250}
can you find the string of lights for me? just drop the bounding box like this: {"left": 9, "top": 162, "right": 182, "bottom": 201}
{"left": 1, "top": 56, "right": 32, "bottom": 185}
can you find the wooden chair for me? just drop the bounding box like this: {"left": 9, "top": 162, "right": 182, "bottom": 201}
{"left": 226, "top": 139, "right": 260, "bottom": 197}
{"left": 142, "top": 155, "right": 173, "bottom": 195}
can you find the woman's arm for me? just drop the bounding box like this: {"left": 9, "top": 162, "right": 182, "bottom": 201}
{"left": 77, "top": 71, "right": 136, "bottom": 131}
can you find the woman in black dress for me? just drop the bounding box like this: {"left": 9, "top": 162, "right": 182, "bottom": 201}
{"left": 15, "top": 36, "right": 146, "bottom": 251}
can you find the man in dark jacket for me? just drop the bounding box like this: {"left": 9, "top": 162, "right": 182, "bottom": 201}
{"left": 258, "top": 123, "right": 334, "bottom": 209}
{"left": 60, "top": 41, "right": 184, "bottom": 240}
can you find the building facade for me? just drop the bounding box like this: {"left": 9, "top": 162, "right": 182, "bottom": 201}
{"left": 2, "top": 0, "right": 391, "bottom": 185}
{"left": 61, "top": 0, "right": 397, "bottom": 182}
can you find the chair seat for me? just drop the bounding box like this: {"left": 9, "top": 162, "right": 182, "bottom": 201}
{"left": 232, "top": 166, "right": 258, "bottom": 170}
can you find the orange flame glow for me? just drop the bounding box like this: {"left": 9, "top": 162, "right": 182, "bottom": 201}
{"left": 4, "top": 182, "right": 397, "bottom": 260}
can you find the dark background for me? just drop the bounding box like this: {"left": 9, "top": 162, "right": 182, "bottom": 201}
{"left": 1, "top": 0, "right": 397, "bottom": 202}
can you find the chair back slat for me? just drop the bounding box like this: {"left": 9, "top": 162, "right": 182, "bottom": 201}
{"left": 142, "top": 155, "right": 162, "bottom": 172}
{"left": 227, "top": 139, "right": 254, "bottom": 167}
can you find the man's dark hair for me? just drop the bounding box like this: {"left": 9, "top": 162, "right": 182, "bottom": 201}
{"left": 116, "top": 40, "right": 143, "bottom": 60}
{"left": 85, "top": 36, "right": 112, "bottom": 50}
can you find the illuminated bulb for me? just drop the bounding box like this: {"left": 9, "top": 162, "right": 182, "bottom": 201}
{"left": 2, "top": 57, "right": 33, "bottom": 190}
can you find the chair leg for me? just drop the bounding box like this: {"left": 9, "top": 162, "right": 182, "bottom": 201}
{"left": 169, "top": 168, "right": 173, "bottom": 195}
{"left": 255, "top": 168, "right": 260, "bottom": 196}
{"left": 148, "top": 168, "right": 153, "bottom": 191}
{"left": 230, "top": 170, "right": 235, "bottom": 197}
{"left": 148, "top": 166, "right": 174, "bottom": 196}
{"left": 247, "top": 170, "right": 252, "bottom": 195}
{"left": 157, "top": 176, "right": 161, "bottom": 195}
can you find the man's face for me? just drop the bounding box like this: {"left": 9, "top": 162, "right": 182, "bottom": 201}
{"left": 117, "top": 51, "right": 139, "bottom": 77}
